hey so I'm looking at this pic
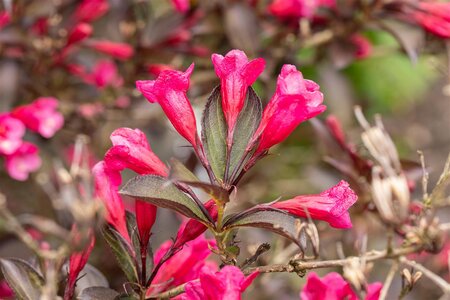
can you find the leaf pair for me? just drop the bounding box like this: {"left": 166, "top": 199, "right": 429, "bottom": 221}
{"left": 202, "top": 85, "right": 262, "bottom": 186}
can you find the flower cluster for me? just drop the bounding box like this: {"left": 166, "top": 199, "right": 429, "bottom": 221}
{"left": 86, "top": 49, "right": 360, "bottom": 299}
{"left": 0, "top": 98, "right": 63, "bottom": 180}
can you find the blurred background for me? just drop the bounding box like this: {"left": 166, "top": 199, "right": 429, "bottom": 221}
{"left": 0, "top": 0, "right": 449, "bottom": 299}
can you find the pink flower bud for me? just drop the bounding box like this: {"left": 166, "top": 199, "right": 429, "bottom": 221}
{"left": 11, "top": 97, "right": 64, "bottom": 138}
{"left": 272, "top": 180, "right": 357, "bottom": 229}
{"left": 85, "top": 40, "right": 134, "bottom": 60}
{"left": 268, "top": 0, "right": 319, "bottom": 19}
{"left": 0, "top": 113, "right": 25, "bottom": 155}
{"left": 136, "top": 64, "right": 199, "bottom": 147}
{"left": 83, "top": 60, "right": 123, "bottom": 89}
{"left": 253, "top": 64, "right": 325, "bottom": 154}
{"left": 413, "top": 2, "right": 450, "bottom": 38}
{"left": 350, "top": 34, "right": 372, "bottom": 59}
{"left": 211, "top": 50, "right": 265, "bottom": 137}
{"left": 0, "top": 11, "right": 11, "bottom": 30}
{"left": 171, "top": 0, "right": 190, "bottom": 13}
{"left": 4, "top": 142, "right": 41, "bottom": 181}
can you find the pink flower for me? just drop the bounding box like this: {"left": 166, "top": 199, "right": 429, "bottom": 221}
{"left": 268, "top": 0, "right": 320, "bottom": 19}
{"left": 64, "top": 227, "right": 96, "bottom": 300}
{"left": 104, "top": 128, "right": 168, "bottom": 176}
{"left": 300, "top": 272, "right": 382, "bottom": 300}
{"left": 104, "top": 128, "right": 167, "bottom": 256}
{"left": 413, "top": 2, "right": 450, "bottom": 38}
{"left": 85, "top": 40, "right": 134, "bottom": 60}
{"left": 174, "top": 199, "right": 218, "bottom": 248}
{"left": 114, "top": 96, "right": 130, "bottom": 108}
{"left": 182, "top": 265, "right": 259, "bottom": 300}
{"left": 77, "top": 103, "right": 105, "bottom": 118}
{"left": 66, "top": 23, "right": 93, "bottom": 46}
{"left": 0, "top": 11, "right": 10, "bottom": 30}
{"left": 252, "top": 64, "right": 325, "bottom": 154}
{"left": 4, "top": 142, "right": 42, "bottom": 181}
{"left": 83, "top": 60, "right": 123, "bottom": 89}
{"left": 0, "top": 280, "right": 13, "bottom": 298}
{"left": 148, "top": 235, "right": 216, "bottom": 295}
{"left": 0, "top": 114, "right": 25, "bottom": 155}
{"left": 136, "top": 65, "right": 199, "bottom": 147}
{"left": 11, "top": 97, "right": 64, "bottom": 138}
{"left": 271, "top": 180, "right": 357, "bottom": 228}
{"left": 350, "top": 34, "right": 372, "bottom": 59}
{"left": 72, "top": 0, "right": 110, "bottom": 23}
{"left": 92, "top": 161, "right": 130, "bottom": 241}
{"left": 171, "top": 0, "right": 190, "bottom": 13}
{"left": 211, "top": 50, "right": 265, "bottom": 137}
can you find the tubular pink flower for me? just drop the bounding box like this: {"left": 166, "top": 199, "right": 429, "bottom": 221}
{"left": 66, "top": 23, "right": 92, "bottom": 46}
{"left": 148, "top": 235, "right": 216, "bottom": 295}
{"left": 64, "top": 227, "right": 96, "bottom": 300}
{"left": 300, "top": 272, "right": 382, "bottom": 300}
{"left": 11, "top": 97, "right": 64, "bottom": 138}
{"left": 136, "top": 65, "right": 199, "bottom": 147}
{"left": 85, "top": 40, "right": 134, "bottom": 60}
{"left": 211, "top": 50, "right": 265, "bottom": 137}
{"left": 253, "top": 64, "right": 325, "bottom": 154}
{"left": 104, "top": 128, "right": 167, "bottom": 254}
{"left": 104, "top": 128, "right": 168, "bottom": 176}
{"left": 4, "top": 142, "right": 41, "bottom": 181}
{"left": 413, "top": 2, "right": 450, "bottom": 38}
{"left": 271, "top": 180, "right": 357, "bottom": 229}
{"left": 0, "top": 113, "right": 25, "bottom": 155}
{"left": 92, "top": 161, "right": 130, "bottom": 241}
{"left": 72, "top": 0, "right": 110, "bottom": 23}
{"left": 182, "top": 265, "right": 259, "bottom": 300}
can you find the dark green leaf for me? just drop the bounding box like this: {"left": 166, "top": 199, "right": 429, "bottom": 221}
{"left": 120, "top": 175, "right": 211, "bottom": 224}
{"left": 228, "top": 87, "right": 262, "bottom": 182}
{"left": 78, "top": 286, "right": 120, "bottom": 300}
{"left": 223, "top": 206, "right": 302, "bottom": 247}
{"left": 102, "top": 225, "right": 139, "bottom": 283}
{"left": 201, "top": 86, "right": 227, "bottom": 182}
{"left": 0, "top": 258, "right": 44, "bottom": 300}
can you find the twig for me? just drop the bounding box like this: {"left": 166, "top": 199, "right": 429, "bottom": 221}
{"left": 399, "top": 257, "right": 450, "bottom": 295}
{"left": 379, "top": 261, "right": 399, "bottom": 300}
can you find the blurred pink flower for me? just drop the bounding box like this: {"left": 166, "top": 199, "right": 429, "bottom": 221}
{"left": 85, "top": 40, "right": 134, "bottom": 60}
{"left": 272, "top": 180, "right": 357, "bottom": 228}
{"left": 171, "top": 0, "right": 190, "bottom": 13}
{"left": 300, "top": 272, "right": 382, "bottom": 300}
{"left": 211, "top": 50, "right": 265, "bottom": 138}
{"left": 92, "top": 161, "right": 130, "bottom": 241}
{"left": 182, "top": 265, "right": 259, "bottom": 300}
{"left": 5, "top": 142, "right": 41, "bottom": 181}
{"left": 72, "top": 0, "right": 110, "bottom": 23}
{"left": 147, "top": 64, "right": 174, "bottom": 77}
{"left": 413, "top": 2, "right": 450, "bottom": 38}
{"left": 136, "top": 64, "right": 199, "bottom": 147}
{"left": 83, "top": 60, "right": 123, "bottom": 89}
{"left": 66, "top": 23, "right": 93, "bottom": 46}
{"left": 0, "top": 11, "right": 10, "bottom": 30}
{"left": 0, "top": 113, "right": 25, "bottom": 155}
{"left": 114, "top": 96, "right": 131, "bottom": 108}
{"left": 148, "top": 235, "right": 216, "bottom": 295}
{"left": 268, "top": 0, "right": 320, "bottom": 19}
{"left": 252, "top": 64, "right": 325, "bottom": 154}
{"left": 0, "top": 280, "right": 13, "bottom": 298}
{"left": 77, "top": 103, "right": 105, "bottom": 118}
{"left": 31, "top": 18, "right": 49, "bottom": 36}
{"left": 64, "top": 227, "right": 96, "bottom": 300}
{"left": 12, "top": 97, "right": 64, "bottom": 138}
{"left": 350, "top": 34, "right": 373, "bottom": 59}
